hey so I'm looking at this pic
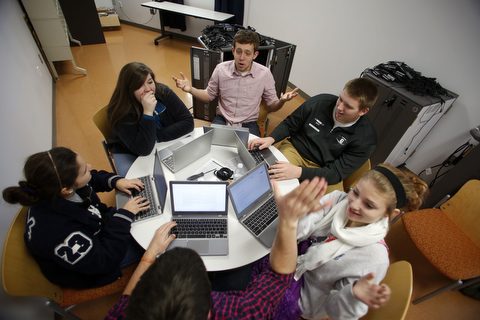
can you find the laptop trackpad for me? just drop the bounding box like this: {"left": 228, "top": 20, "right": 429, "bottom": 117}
{"left": 187, "top": 240, "right": 209, "bottom": 254}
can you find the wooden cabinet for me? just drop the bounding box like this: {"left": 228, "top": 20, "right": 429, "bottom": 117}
{"left": 22, "top": 0, "right": 87, "bottom": 79}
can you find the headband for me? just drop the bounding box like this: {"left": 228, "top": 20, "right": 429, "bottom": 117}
{"left": 372, "top": 166, "right": 406, "bottom": 209}
{"left": 47, "top": 150, "right": 63, "bottom": 190}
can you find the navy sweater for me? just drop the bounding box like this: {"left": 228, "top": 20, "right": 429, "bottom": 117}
{"left": 24, "top": 170, "right": 135, "bottom": 288}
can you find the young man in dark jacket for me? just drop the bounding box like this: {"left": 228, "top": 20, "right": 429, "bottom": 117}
{"left": 248, "top": 78, "right": 378, "bottom": 185}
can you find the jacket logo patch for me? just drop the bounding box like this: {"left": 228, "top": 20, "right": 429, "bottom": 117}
{"left": 26, "top": 216, "right": 36, "bottom": 241}
{"left": 88, "top": 205, "right": 101, "bottom": 218}
{"left": 309, "top": 123, "right": 320, "bottom": 132}
{"left": 336, "top": 135, "right": 348, "bottom": 145}
{"left": 334, "top": 253, "right": 345, "bottom": 260}
{"left": 55, "top": 232, "right": 93, "bottom": 265}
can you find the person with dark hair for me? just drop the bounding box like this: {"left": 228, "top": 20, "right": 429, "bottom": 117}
{"left": 172, "top": 29, "right": 298, "bottom": 137}
{"left": 107, "top": 62, "right": 194, "bottom": 176}
{"left": 105, "top": 176, "right": 330, "bottom": 320}
{"left": 267, "top": 163, "right": 429, "bottom": 320}
{"left": 2, "top": 147, "right": 150, "bottom": 289}
{"left": 248, "top": 78, "right": 379, "bottom": 184}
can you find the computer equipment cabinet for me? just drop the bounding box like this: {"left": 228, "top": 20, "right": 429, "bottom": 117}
{"left": 190, "top": 32, "right": 296, "bottom": 121}
{"left": 362, "top": 71, "right": 458, "bottom": 168}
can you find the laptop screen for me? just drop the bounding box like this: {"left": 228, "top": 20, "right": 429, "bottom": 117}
{"left": 170, "top": 181, "right": 229, "bottom": 214}
{"left": 228, "top": 163, "right": 271, "bottom": 215}
{"left": 153, "top": 153, "right": 168, "bottom": 211}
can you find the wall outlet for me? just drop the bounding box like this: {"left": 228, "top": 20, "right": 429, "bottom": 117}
{"left": 425, "top": 167, "right": 432, "bottom": 175}
{"left": 119, "top": 1, "right": 122, "bottom": 8}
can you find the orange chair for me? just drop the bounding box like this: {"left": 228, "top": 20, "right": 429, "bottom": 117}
{"left": 2, "top": 206, "right": 136, "bottom": 320}
{"left": 402, "top": 179, "right": 480, "bottom": 304}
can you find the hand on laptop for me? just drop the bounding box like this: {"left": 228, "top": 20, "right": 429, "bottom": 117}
{"left": 116, "top": 178, "right": 144, "bottom": 195}
{"left": 123, "top": 196, "right": 150, "bottom": 215}
{"left": 268, "top": 161, "right": 302, "bottom": 181}
{"left": 144, "top": 221, "right": 177, "bottom": 260}
{"left": 248, "top": 137, "right": 275, "bottom": 150}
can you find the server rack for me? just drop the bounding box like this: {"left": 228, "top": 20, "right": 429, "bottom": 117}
{"left": 363, "top": 71, "right": 458, "bottom": 167}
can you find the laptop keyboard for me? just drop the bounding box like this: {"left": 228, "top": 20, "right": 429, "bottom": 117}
{"left": 243, "top": 197, "right": 278, "bottom": 236}
{"left": 131, "top": 176, "right": 159, "bottom": 222}
{"left": 248, "top": 148, "right": 265, "bottom": 165}
{"left": 171, "top": 218, "right": 228, "bottom": 238}
{"left": 162, "top": 155, "right": 175, "bottom": 171}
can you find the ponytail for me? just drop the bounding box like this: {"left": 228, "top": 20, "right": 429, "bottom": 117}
{"left": 2, "top": 147, "right": 79, "bottom": 205}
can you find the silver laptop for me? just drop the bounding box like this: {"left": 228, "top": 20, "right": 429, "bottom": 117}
{"left": 248, "top": 144, "right": 278, "bottom": 168}
{"left": 227, "top": 162, "right": 279, "bottom": 248}
{"left": 235, "top": 131, "right": 257, "bottom": 170}
{"left": 203, "top": 124, "right": 249, "bottom": 147}
{"left": 168, "top": 180, "right": 229, "bottom": 256}
{"left": 115, "top": 152, "right": 168, "bottom": 222}
{"left": 158, "top": 130, "right": 214, "bottom": 173}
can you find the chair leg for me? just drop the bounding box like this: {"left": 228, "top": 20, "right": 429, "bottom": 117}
{"left": 102, "top": 140, "right": 117, "bottom": 174}
{"left": 264, "top": 117, "right": 270, "bottom": 137}
{"left": 452, "top": 276, "right": 480, "bottom": 291}
{"left": 412, "top": 279, "right": 462, "bottom": 305}
{"left": 46, "top": 300, "right": 83, "bottom": 320}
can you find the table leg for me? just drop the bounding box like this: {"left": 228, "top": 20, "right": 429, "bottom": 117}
{"left": 154, "top": 10, "right": 173, "bottom": 45}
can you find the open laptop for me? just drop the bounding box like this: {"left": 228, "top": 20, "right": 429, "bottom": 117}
{"left": 203, "top": 124, "right": 249, "bottom": 147}
{"left": 227, "top": 162, "right": 279, "bottom": 248}
{"left": 248, "top": 145, "right": 278, "bottom": 168}
{"left": 235, "top": 131, "right": 257, "bottom": 170}
{"left": 115, "top": 152, "right": 168, "bottom": 222}
{"left": 233, "top": 131, "right": 278, "bottom": 169}
{"left": 158, "top": 130, "right": 214, "bottom": 173}
{"left": 167, "top": 180, "right": 230, "bottom": 256}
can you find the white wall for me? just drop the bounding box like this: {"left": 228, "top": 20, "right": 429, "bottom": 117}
{"left": 0, "top": 0, "right": 53, "bottom": 318}
{"left": 95, "top": 0, "right": 114, "bottom": 8}
{"left": 115, "top": 0, "right": 215, "bottom": 38}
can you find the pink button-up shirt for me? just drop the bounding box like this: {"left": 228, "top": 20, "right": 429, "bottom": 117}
{"left": 206, "top": 60, "right": 278, "bottom": 126}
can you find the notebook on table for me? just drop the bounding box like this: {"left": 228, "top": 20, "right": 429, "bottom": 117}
{"left": 157, "top": 130, "right": 214, "bottom": 173}
{"left": 203, "top": 124, "right": 249, "bottom": 147}
{"left": 167, "top": 180, "right": 230, "bottom": 256}
{"left": 227, "top": 162, "right": 279, "bottom": 248}
{"left": 115, "top": 152, "right": 168, "bottom": 223}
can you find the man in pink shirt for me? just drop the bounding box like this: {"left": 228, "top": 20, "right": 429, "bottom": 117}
{"left": 173, "top": 29, "right": 298, "bottom": 137}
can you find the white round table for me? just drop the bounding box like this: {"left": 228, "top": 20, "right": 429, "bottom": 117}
{"left": 126, "top": 128, "right": 299, "bottom": 271}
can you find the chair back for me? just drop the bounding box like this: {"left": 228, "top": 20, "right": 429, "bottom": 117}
{"left": 439, "top": 179, "right": 480, "bottom": 248}
{"left": 2, "top": 206, "right": 63, "bottom": 303}
{"left": 343, "top": 159, "right": 371, "bottom": 192}
{"left": 93, "top": 105, "right": 117, "bottom": 173}
{"left": 325, "top": 159, "right": 371, "bottom": 194}
{"left": 2, "top": 206, "right": 137, "bottom": 317}
{"left": 93, "top": 105, "right": 112, "bottom": 141}
{"left": 360, "top": 260, "right": 413, "bottom": 320}
{"left": 257, "top": 100, "right": 270, "bottom": 137}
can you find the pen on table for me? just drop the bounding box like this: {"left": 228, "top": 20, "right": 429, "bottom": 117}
{"left": 186, "top": 168, "right": 216, "bottom": 181}
{"left": 212, "top": 159, "right": 223, "bottom": 167}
